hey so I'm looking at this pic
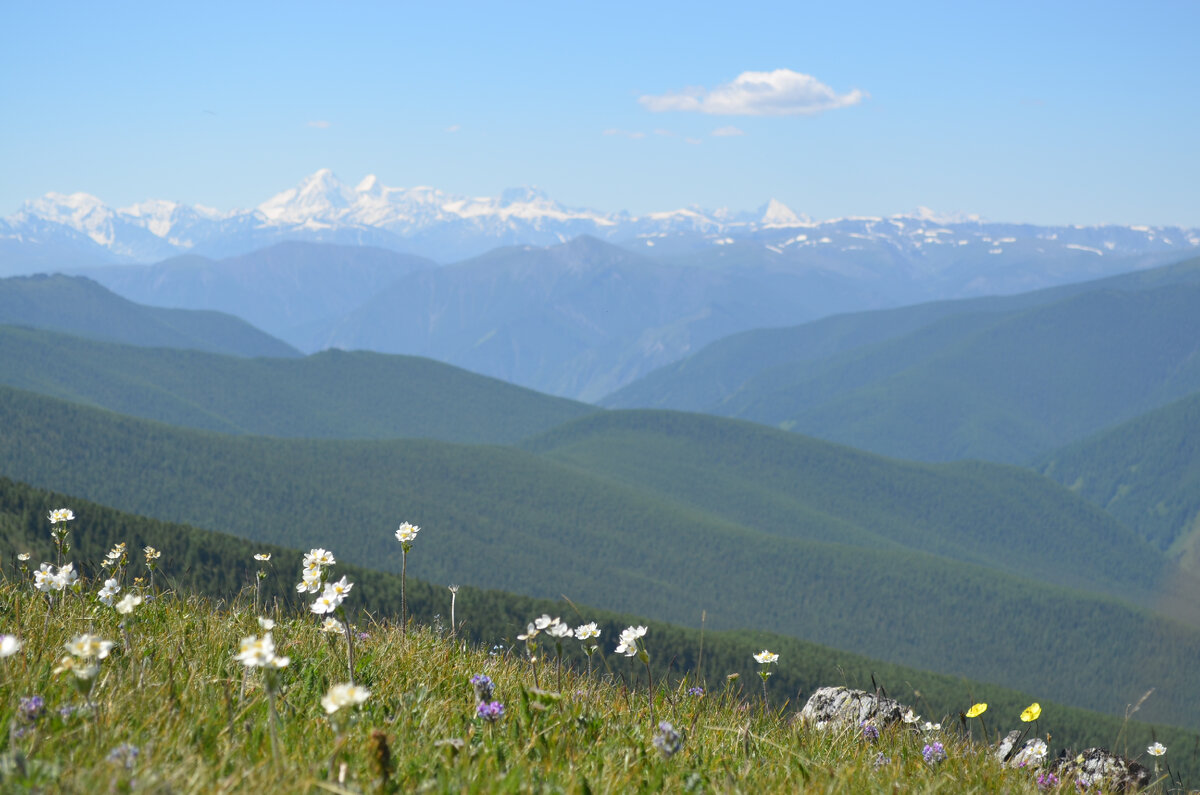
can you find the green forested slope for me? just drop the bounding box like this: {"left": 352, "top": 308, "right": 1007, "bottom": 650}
{"left": 604, "top": 256, "right": 1200, "bottom": 464}
{"left": 521, "top": 410, "right": 1167, "bottom": 602}
{"left": 1038, "top": 392, "right": 1200, "bottom": 562}
{"left": 0, "top": 273, "right": 299, "bottom": 358}
{"left": 2, "top": 386, "right": 1200, "bottom": 728}
{"left": 3, "top": 475, "right": 1197, "bottom": 779}
{"left": 0, "top": 324, "right": 596, "bottom": 443}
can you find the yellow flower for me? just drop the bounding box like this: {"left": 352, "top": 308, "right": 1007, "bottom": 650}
{"left": 1020, "top": 702, "right": 1041, "bottom": 722}
{"left": 965, "top": 703, "right": 988, "bottom": 718}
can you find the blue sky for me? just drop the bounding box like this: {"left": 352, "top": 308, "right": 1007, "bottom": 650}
{"left": 3, "top": 1, "right": 1198, "bottom": 226}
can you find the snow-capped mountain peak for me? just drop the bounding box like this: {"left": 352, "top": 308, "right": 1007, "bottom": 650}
{"left": 258, "top": 169, "right": 357, "bottom": 225}
{"left": 5, "top": 169, "right": 1199, "bottom": 269}
{"left": 759, "top": 198, "right": 810, "bottom": 228}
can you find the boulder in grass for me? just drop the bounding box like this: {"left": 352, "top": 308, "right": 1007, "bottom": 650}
{"left": 796, "top": 686, "right": 908, "bottom": 730}
{"left": 994, "top": 730, "right": 1051, "bottom": 769}
{"left": 1048, "top": 748, "right": 1151, "bottom": 793}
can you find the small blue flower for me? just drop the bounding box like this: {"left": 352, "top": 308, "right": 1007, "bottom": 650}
{"left": 477, "top": 700, "right": 504, "bottom": 722}
{"left": 107, "top": 743, "right": 139, "bottom": 769}
{"left": 873, "top": 751, "right": 891, "bottom": 769}
{"left": 686, "top": 686, "right": 705, "bottom": 697}
{"left": 19, "top": 695, "right": 44, "bottom": 721}
{"left": 653, "top": 721, "right": 684, "bottom": 758}
{"left": 470, "top": 674, "right": 495, "bottom": 702}
{"left": 923, "top": 742, "right": 946, "bottom": 765}
{"left": 861, "top": 722, "right": 880, "bottom": 742}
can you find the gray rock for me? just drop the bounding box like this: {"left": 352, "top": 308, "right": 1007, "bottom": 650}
{"left": 797, "top": 686, "right": 908, "bottom": 730}
{"left": 994, "top": 730, "right": 1051, "bottom": 769}
{"left": 1049, "top": 748, "right": 1151, "bottom": 793}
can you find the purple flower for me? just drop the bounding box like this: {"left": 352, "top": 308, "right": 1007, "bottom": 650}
{"left": 1037, "top": 772, "right": 1060, "bottom": 790}
{"left": 686, "top": 686, "right": 704, "bottom": 697}
{"left": 470, "top": 674, "right": 495, "bottom": 702}
{"left": 106, "top": 743, "right": 139, "bottom": 769}
{"left": 873, "top": 751, "right": 891, "bottom": 769}
{"left": 861, "top": 722, "right": 880, "bottom": 742}
{"left": 477, "top": 700, "right": 504, "bottom": 722}
{"left": 653, "top": 721, "right": 684, "bottom": 758}
{"left": 19, "top": 695, "right": 44, "bottom": 721}
{"left": 923, "top": 742, "right": 946, "bottom": 765}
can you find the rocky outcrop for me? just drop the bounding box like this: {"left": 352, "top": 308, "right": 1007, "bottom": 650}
{"left": 796, "top": 686, "right": 907, "bottom": 730}
{"left": 1048, "top": 748, "right": 1152, "bottom": 793}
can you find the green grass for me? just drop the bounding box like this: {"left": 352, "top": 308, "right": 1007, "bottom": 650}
{"left": 0, "top": 577, "right": 1189, "bottom": 792}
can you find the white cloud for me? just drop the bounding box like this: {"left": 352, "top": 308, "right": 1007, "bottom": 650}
{"left": 603, "top": 128, "right": 646, "bottom": 139}
{"left": 653, "top": 128, "right": 678, "bottom": 137}
{"left": 639, "top": 69, "right": 864, "bottom": 116}
{"left": 445, "top": 124, "right": 461, "bottom": 133}
{"left": 306, "top": 120, "right": 332, "bottom": 129}
{"left": 712, "top": 126, "right": 745, "bottom": 137}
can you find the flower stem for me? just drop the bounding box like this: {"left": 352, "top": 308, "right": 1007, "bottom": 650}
{"left": 400, "top": 550, "right": 408, "bottom": 641}
{"left": 342, "top": 614, "right": 356, "bottom": 686}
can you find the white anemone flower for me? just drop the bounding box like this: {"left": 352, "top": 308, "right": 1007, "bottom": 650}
{"left": 97, "top": 578, "right": 121, "bottom": 606}
{"left": 114, "top": 594, "right": 143, "bottom": 615}
{"left": 546, "top": 621, "right": 573, "bottom": 638}
{"left": 236, "top": 633, "right": 282, "bottom": 668}
{"left": 0, "top": 635, "right": 22, "bottom": 658}
{"left": 322, "top": 682, "right": 370, "bottom": 714}
{"left": 310, "top": 593, "right": 342, "bottom": 615}
{"left": 65, "top": 633, "right": 114, "bottom": 660}
{"left": 304, "top": 548, "right": 336, "bottom": 568}
{"left": 753, "top": 650, "right": 779, "bottom": 665}
{"left": 395, "top": 522, "right": 420, "bottom": 544}
{"left": 48, "top": 508, "right": 75, "bottom": 524}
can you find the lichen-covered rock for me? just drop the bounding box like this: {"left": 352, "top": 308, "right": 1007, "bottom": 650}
{"left": 796, "top": 686, "right": 908, "bottom": 730}
{"left": 1049, "top": 748, "right": 1151, "bottom": 793}
{"left": 994, "top": 730, "right": 1051, "bottom": 769}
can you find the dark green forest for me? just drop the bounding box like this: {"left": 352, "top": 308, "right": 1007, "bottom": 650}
{"left": 3, "top": 385, "right": 1200, "bottom": 730}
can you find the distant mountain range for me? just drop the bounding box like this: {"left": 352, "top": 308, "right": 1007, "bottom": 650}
{"left": 4, "top": 168, "right": 1196, "bottom": 270}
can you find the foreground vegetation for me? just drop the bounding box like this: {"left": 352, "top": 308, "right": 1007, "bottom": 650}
{"left": 0, "top": 574, "right": 1186, "bottom": 793}
{"left": 1, "top": 480, "right": 1198, "bottom": 790}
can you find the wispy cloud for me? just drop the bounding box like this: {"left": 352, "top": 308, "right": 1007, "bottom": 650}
{"left": 445, "top": 124, "right": 461, "bottom": 133}
{"left": 640, "top": 69, "right": 864, "bottom": 116}
{"left": 712, "top": 126, "right": 745, "bottom": 137}
{"left": 603, "top": 128, "right": 646, "bottom": 139}
{"left": 306, "top": 120, "right": 332, "bottom": 129}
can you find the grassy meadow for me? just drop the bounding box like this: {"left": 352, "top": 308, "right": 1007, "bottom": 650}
{"left": 1, "top": 486, "right": 1197, "bottom": 791}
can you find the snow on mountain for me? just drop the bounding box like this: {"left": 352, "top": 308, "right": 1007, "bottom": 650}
{"left": 4, "top": 169, "right": 1199, "bottom": 269}
{"left": 759, "top": 198, "right": 810, "bottom": 228}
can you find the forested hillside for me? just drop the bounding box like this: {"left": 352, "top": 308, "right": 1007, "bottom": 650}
{"left": 605, "top": 256, "right": 1200, "bottom": 464}
{"left": 0, "top": 324, "right": 596, "bottom": 444}
{"left": 0, "top": 273, "right": 298, "bottom": 357}
{"left": 2, "top": 386, "right": 1200, "bottom": 729}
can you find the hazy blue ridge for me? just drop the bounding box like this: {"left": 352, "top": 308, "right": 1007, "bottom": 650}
{"left": 603, "top": 256, "right": 1200, "bottom": 464}
{"left": 0, "top": 273, "right": 299, "bottom": 358}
